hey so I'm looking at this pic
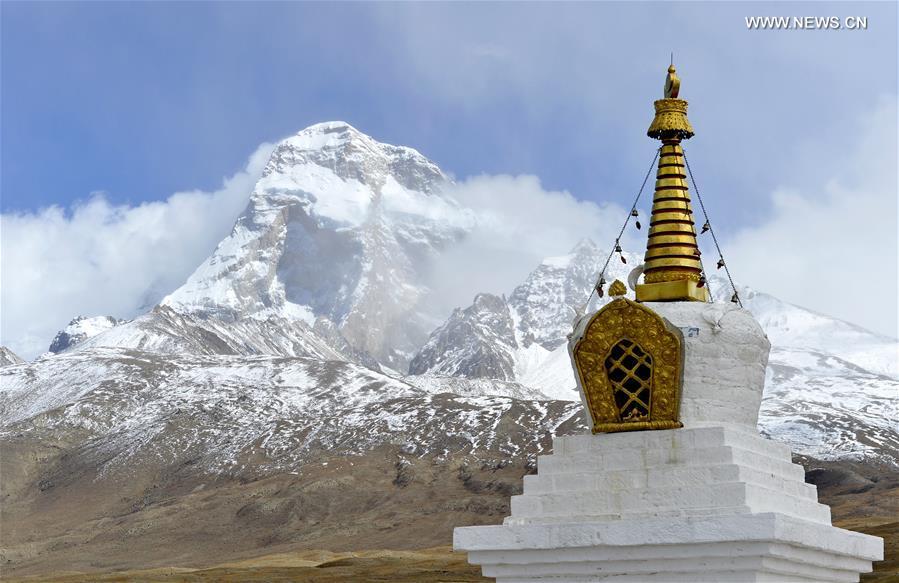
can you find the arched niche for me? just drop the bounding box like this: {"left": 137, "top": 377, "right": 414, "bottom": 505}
{"left": 571, "top": 298, "right": 685, "bottom": 433}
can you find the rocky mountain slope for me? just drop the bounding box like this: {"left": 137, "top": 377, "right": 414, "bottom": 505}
{"left": 0, "top": 346, "right": 25, "bottom": 366}
{"left": 410, "top": 239, "right": 637, "bottom": 398}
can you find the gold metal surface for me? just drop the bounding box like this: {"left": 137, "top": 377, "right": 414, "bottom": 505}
{"left": 647, "top": 234, "right": 698, "bottom": 246}
{"left": 655, "top": 178, "right": 689, "bottom": 189}
{"left": 644, "top": 270, "right": 700, "bottom": 284}
{"left": 648, "top": 223, "right": 696, "bottom": 235}
{"left": 664, "top": 64, "right": 681, "bottom": 98}
{"left": 649, "top": 211, "right": 694, "bottom": 223}
{"left": 635, "top": 278, "right": 709, "bottom": 302}
{"left": 644, "top": 257, "right": 702, "bottom": 269}
{"left": 644, "top": 247, "right": 698, "bottom": 260}
{"left": 652, "top": 200, "right": 693, "bottom": 212}
{"left": 573, "top": 298, "right": 684, "bottom": 433}
{"left": 647, "top": 99, "right": 694, "bottom": 140}
{"left": 609, "top": 279, "right": 627, "bottom": 297}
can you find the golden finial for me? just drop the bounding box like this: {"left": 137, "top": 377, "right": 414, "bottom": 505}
{"left": 635, "top": 63, "right": 708, "bottom": 303}
{"left": 609, "top": 280, "right": 627, "bottom": 297}
{"left": 664, "top": 65, "right": 680, "bottom": 98}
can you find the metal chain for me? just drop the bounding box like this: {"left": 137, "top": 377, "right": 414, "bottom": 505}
{"left": 682, "top": 148, "right": 742, "bottom": 308}
{"left": 584, "top": 147, "right": 660, "bottom": 308}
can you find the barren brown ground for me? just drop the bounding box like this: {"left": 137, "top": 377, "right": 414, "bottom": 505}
{"left": 2, "top": 439, "right": 896, "bottom": 582}
{"left": 6, "top": 547, "right": 488, "bottom": 582}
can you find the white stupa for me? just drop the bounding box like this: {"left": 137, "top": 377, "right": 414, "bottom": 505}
{"left": 453, "top": 65, "right": 883, "bottom": 582}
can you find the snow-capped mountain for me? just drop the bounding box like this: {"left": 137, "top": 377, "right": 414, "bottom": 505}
{"left": 48, "top": 315, "right": 125, "bottom": 354}
{"left": 411, "top": 240, "right": 640, "bottom": 400}
{"left": 72, "top": 305, "right": 348, "bottom": 362}
{"left": 160, "top": 122, "right": 471, "bottom": 370}
{"left": 7, "top": 122, "right": 895, "bottom": 465}
{"left": 0, "top": 348, "right": 580, "bottom": 472}
{"left": 409, "top": 239, "right": 898, "bottom": 462}
{"left": 724, "top": 284, "right": 898, "bottom": 379}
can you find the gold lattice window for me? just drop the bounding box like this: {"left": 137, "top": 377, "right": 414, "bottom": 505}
{"left": 571, "top": 298, "right": 683, "bottom": 433}
{"left": 604, "top": 338, "right": 653, "bottom": 422}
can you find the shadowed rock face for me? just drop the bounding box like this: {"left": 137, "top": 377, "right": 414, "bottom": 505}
{"left": 49, "top": 315, "right": 124, "bottom": 353}
{"left": 0, "top": 346, "right": 25, "bottom": 366}
{"left": 410, "top": 293, "right": 518, "bottom": 380}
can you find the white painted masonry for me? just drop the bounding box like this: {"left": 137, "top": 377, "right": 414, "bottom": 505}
{"left": 454, "top": 304, "right": 883, "bottom": 582}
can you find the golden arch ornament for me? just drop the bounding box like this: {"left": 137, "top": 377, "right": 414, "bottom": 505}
{"left": 571, "top": 298, "right": 685, "bottom": 433}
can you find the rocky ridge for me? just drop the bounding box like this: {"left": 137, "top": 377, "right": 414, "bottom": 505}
{"left": 0, "top": 346, "right": 25, "bottom": 367}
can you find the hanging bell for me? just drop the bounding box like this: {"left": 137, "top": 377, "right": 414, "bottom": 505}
{"left": 717, "top": 258, "right": 725, "bottom": 270}
{"left": 731, "top": 292, "right": 739, "bottom": 304}
{"left": 630, "top": 209, "right": 639, "bottom": 217}
{"left": 614, "top": 243, "right": 622, "bottom": 253}
{"left": 635, "top": 220, "right": 641, "bottom": 230}
{"left": 599, "top": 276, "right": 606, "bottom": 286}
{"left": 701, "top": 221, "right": 710, "bottom": 234}
{"left": 697, "top": 275, "right": 706, "bottom": 288}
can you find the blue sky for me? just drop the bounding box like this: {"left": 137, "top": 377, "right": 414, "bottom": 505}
{"left": 3, "top": 3, "right": 894, "bottom": 222}
{"left": 1, "top": 2, "right": 897, "bottom": 354}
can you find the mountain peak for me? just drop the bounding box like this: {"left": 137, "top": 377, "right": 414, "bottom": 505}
{"left": 541, "top": 238, "right": 601, "bottom": 270}
{"left": 569, "top": 238, "right": 598, "bottom": 254}
{"left": 287, "top": 121, "right": 367, "bottom": 149}
{"left": 163, "top": 122, "right": 461, "bottom": 370}
{"left": 302, "top": 120, "right": 358, "bottom": 133}
{"left": 261, "top": 121, "right": 446, "bottom": 196}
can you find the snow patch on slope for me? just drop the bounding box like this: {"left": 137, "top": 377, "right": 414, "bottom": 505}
{"left": 49, "top": 316, "right": 125, "bottom": 354}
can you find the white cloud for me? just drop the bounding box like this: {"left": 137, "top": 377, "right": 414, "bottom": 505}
{"left": 426, "top": 174, "right": 634, "bottom": 317}
{"left": 2, "top": 97, "right": 893, "bottom": 362}
{"left": 723, "top": 97, "right": 897, "bottom": 338}
{"left": 0, "top": 143, "right": 275, "bottom": 359}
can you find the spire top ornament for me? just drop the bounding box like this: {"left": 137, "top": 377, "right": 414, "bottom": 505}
{"left": 664, "top": 64, "right": 680, "bottom": 98}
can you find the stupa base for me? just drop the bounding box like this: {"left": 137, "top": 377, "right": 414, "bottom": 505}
{"left": 453, "top": 427, "right": 882, "bottom": 582}
{"left": 455, "top": 513, "right": 881, "bottom": 582}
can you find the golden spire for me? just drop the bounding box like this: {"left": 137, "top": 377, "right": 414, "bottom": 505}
{"left": 635, "top": 64, "right": 709, "bottom": 303}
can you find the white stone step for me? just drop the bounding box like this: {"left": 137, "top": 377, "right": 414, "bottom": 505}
{"left": 455, "top": 513, "right": 882, "bottom": 583}
{"left": 484, "top": 572, "right": 828, "bottom": 582}
{"left": 553, "top": 427, "right": 793, "bottom": 460}
{"left": 536, "top": 445, "right": 806, "bottom": 482}
{"left": 510, "top": 482, "right": 831, "bottom": 524}
{"left": 480, "top": 555, "right": 861, "bottom": 583}
{"left": 504, "top": 505, "right": 755, "bottom": 525}
{"left": 523, "top": 463, "right": 817, "bottom": 500}
{"left": 467, "top": 540, "right": 873, "bottom": 574}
